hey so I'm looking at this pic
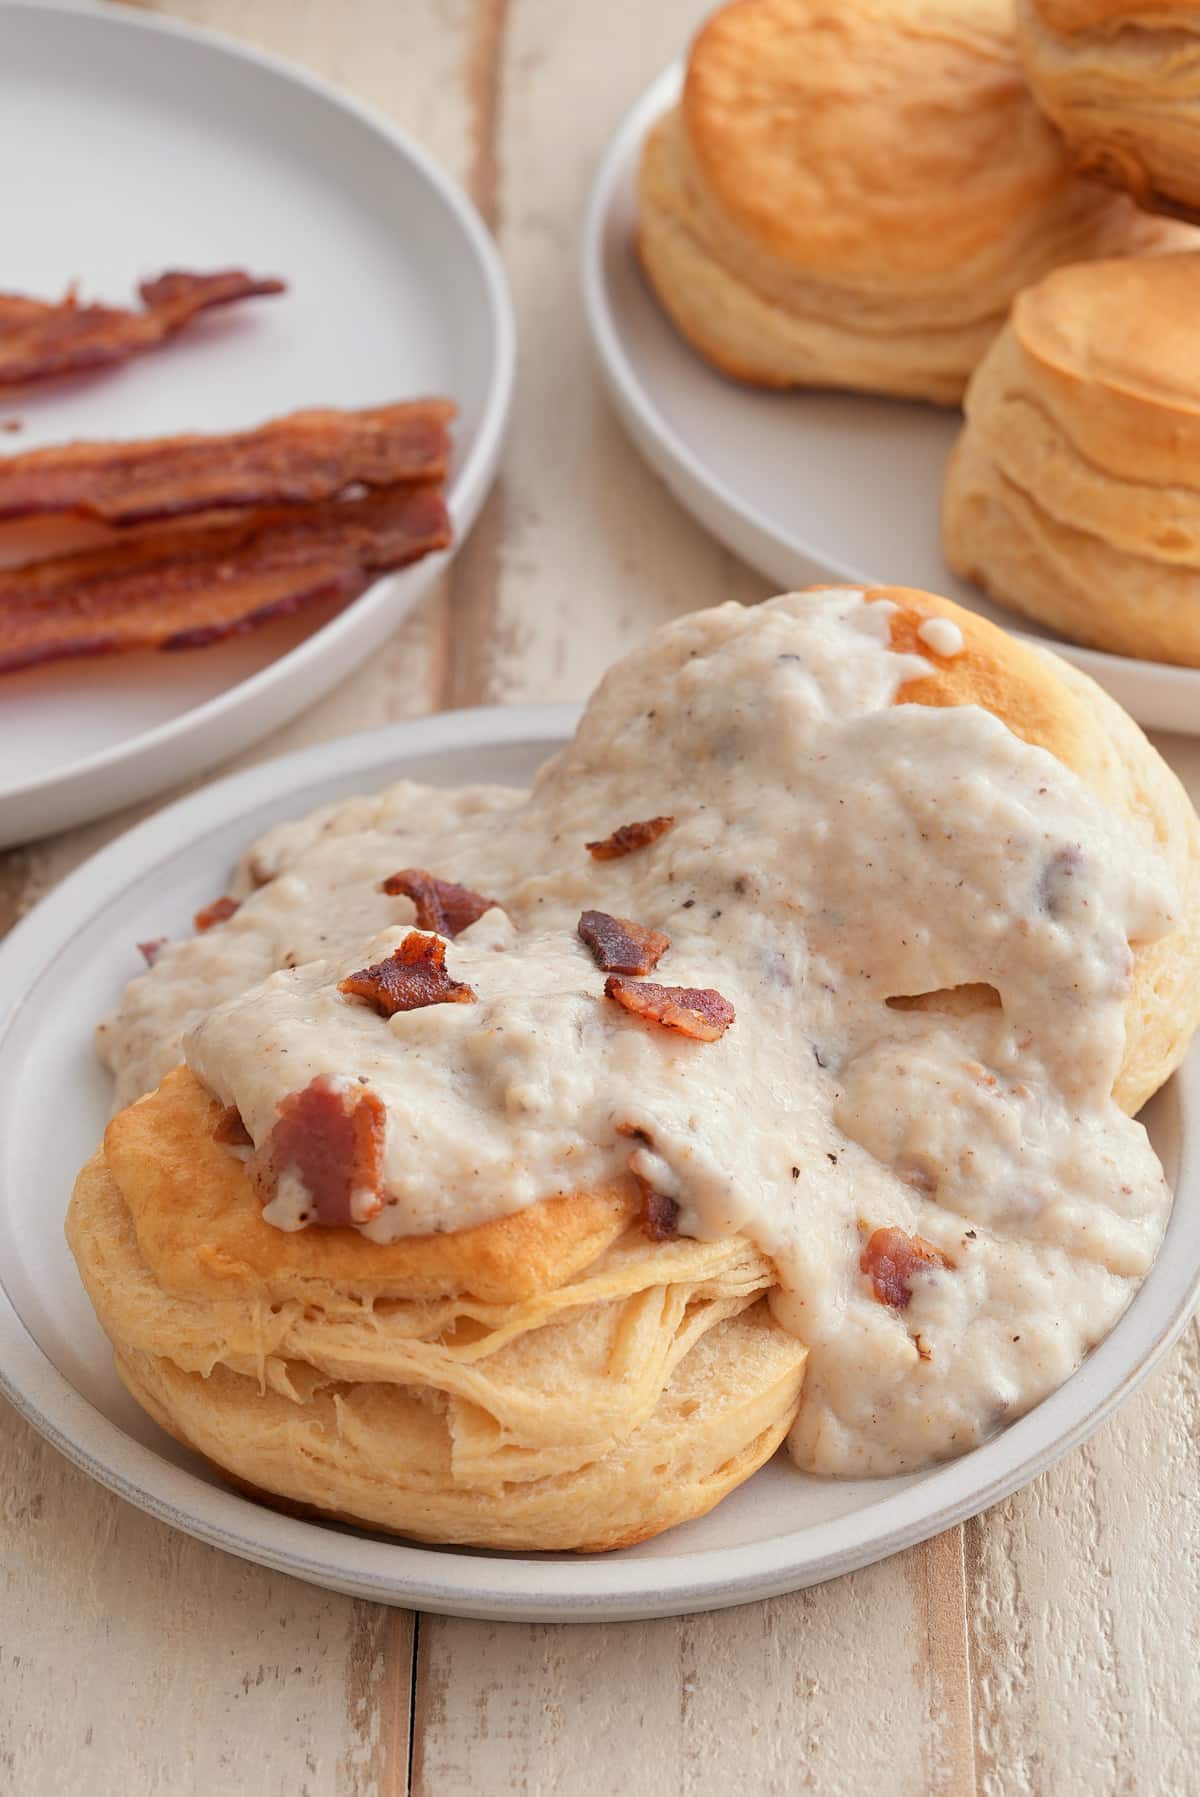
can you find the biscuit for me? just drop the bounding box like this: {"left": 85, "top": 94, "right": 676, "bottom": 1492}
{"left": 942, "top": 254, "right": 1200, "bottom": 670}
{"left": 636, "top": 0, "right": 1180, "bottom": 403}
{"left": 65, "top": 583, "right": 1200, "bottom": 1545}
{"left": 880, "top": 586, "right": 1200, "bottom": 1110}
{"left": 1017, "top": 0, "right": 1200, "bottom": 218}
{"left": 68, "top": 1073, "right": 807, "bottom": 1550}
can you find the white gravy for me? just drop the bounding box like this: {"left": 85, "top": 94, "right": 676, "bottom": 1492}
{"left": 96, "top": 591, "right": 1177, "bottom": 1476}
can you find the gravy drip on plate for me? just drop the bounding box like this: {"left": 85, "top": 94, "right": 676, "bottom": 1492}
{"left": 97, "top": 591, "right": 1177, "bottom": 1475}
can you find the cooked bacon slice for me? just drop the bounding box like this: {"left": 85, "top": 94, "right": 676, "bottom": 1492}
{"left": 213, "top": 1105, "right": 253, "bottom": 1148}
{"left": 586, "top": 816, "right": 675, "bottom": 860}
{"left": 860, "top": 1227, "right": 955, "bottom": 1310}
{"left": 0, "top": 269, "right": 284, "bottom": 388}
{"left": 137, "top": 937, "right": 167, "bottom": 967}
{"left": 381, "top": 868, "right": 497, "bottom": 937}
{"left": 0, "top": 401, "right": 455, "bottom": 526}
{"left": 338, "top": 930, "right": 476, "bottom": 1016}
{"left": 0, "top": 484, "right": 451, "bottom": 676}
{"left": 578, "top": 910, "right": 669, "bottom": 975}
{"left": 604, "top": 974, "right": 734, "bottom": 1041}
{"left": 251, "top": 1075, "right": 386, "bottom": 1228}
{"left": 194, "top": 896, "right": 240, "bottom": 932}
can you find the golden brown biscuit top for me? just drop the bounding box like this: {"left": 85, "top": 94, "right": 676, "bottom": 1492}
{"left": 682, "top": 0, "right": 1074, "bottom": 278}
{"left": 1029, "top": 0, "right": 1196, "bottom": 32}
{"left": 1013, "top": 252, "right": 1200, "bottom": 412}
{"left": 105, "top": 1065, "right": 639, "bottom": 1306}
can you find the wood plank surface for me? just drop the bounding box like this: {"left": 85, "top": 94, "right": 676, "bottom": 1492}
{"left": 2, "top": 2, "right": 1198, "bottom": 1793}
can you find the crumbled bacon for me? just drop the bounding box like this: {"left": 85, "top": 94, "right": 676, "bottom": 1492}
{"left": 251, "top": 1076, "right": 386, "bottom": 1227}
{"left": 1039, "top": 845, "right": 1085, "bottom": 919}
{"left": 578, "top": 909, "right": 670, "bottom": 975}
{"left": 604, "top": 974, "right": 734, "bottom": 1041}
{"left": 194, "top": 895, "right": 240, "bottom": 932}
{"left": 213, "top": 1105, "right": 252, "bottom": 1147}
{"left": 137, "top": 937, "right": 167, "bottom": 967}
{"left": 381, "top": 868, "right": 497, "bottom": 937}
{"left": 860, "top": 1227, "right": 955, "bottom": 1310}
{"left": 338, "top": 930, "right": 476, "bottom": 1016}
{"left": 586, "top": 816, "right": 675, "bottom": 860}
{"left": 639, "top": 1185, "right": 681, "bottom": 1241}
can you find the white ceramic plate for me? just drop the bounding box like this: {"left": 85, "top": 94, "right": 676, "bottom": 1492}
{"left": 0, "top": 707, "right": 1197, "bottom": 1623}
{"left": 583, "top": 65, "right": 1200, "bottom": 737}
{"left": 0, "top": 0, "right": 514, "bottom": 847}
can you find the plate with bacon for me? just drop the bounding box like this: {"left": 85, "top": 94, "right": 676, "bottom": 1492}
{"left": 1, "top": 640, "right": 1198, "bottom": 1619}
{"left": 0, "top": 0, "right": 514, "bottom": 845}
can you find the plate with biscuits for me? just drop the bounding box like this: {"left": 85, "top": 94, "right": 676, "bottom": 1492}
{"left": 2, "top": 582, "right": 1199, "bottom": 1620}
{"left": 0, "top": 0, "right": 514, "bottom": 846}
{"left": 583, "top": 0, "right": 1200, "bottom": 735}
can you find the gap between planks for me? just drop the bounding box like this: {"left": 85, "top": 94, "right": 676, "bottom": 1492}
{"left": 437, "top": 0, "right": 510, "bottom": 715}
{"left": 384, "top": 1, "right": 513, "bottom": 1786}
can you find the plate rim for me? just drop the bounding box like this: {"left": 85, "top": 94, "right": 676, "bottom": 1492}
{"left": 0, "top": 0, "right": 516, "bottom": 819}
{"left": 0, "top": 702, "right": 1197, "bottom": 1622}
{"left": 580, "top": 62, "right": 1200, "bottom": 735}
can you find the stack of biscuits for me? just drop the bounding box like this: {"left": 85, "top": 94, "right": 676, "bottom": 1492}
{"left": 637, "top": 0, "right": 1200, "bottom": 667}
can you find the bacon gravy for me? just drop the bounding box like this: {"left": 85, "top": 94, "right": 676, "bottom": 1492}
{"left": 97, "top": 591, "right": 1178, "bottom": 1476}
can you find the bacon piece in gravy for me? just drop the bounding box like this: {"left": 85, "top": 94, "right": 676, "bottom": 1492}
{"left": 338, "top": 931, "right": 477, "bottom": 1016}
{"left": 637, "top": 1181, "right": 681, "bottom": 1241}
{"left": 252, "top": 1076, "right": 386, "bottom": 1227}
{"left": 604, "top": 974, "right": 734, "bottom": 1041}
{"left": 381, "top": 868, "right": 497, "bottom": 937}
{"left": 578, "top": 910, "right": 670, "bottom": 975}
{"left": 194, "top": 896, "right": 240, "bottom": 932}
{"left": 586, "top": 815, "right": 675, "bottom": 860}
{"left": 860, "top": 1227, "right": 955, "bottom": 1310}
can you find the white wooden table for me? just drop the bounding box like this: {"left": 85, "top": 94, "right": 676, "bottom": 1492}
{"left": 4, "top": 4, "right": 1199, "bottom": 1791}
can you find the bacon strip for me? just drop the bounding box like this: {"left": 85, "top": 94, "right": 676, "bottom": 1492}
{"left": 0, "top": 484, "right": 451, "bottom": 676}
{"left": 586, "top": 816, "right": 675, "bottom": 860}
{"left": 579, "top": 910, "right": 670, "bottom": 975}
{"left": 860, "top": 1227, "right": 955, "bottom": 1310}
{"left": 194, "top": 896, "right": 240, "bottom": 932}
{"left": 0, "top": 269, "right": 284, "bottom": 388}
{"left": 251, "top": 1076, "right": 386, "bottom": 1228}
{"left": 381, "top": 868, "right": 497, "bottom": 937}
{"left": 338, "top": 931, "right": 476, "bottom": 1016}
{"left": 604, "top": 975, "right": 734, "bottom": 1041}
{"left": 0, "top": 401, "right": 455, "bottom": 526}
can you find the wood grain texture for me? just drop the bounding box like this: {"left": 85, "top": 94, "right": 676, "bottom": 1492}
{"left": 0, "top": 2, "right": 474, "bottom": 1792}
{"left": 3, "top": 1, "right": 1200, "bottom": 1794}
{"left": 0, "top": 1403, "right": 385, "bottom": 1796}
{"left": 413, "top": 1548, "right": 976, "bottom": 1797}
